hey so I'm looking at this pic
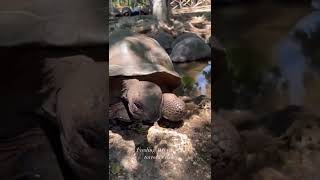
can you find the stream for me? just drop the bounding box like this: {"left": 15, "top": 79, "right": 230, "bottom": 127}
{"left": 215, "top": 2, "right": 320, "bottom": 114}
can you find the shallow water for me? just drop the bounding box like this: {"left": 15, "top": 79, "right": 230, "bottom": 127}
{"left": 215, "top": 2, "right": 320, "bottom": 113}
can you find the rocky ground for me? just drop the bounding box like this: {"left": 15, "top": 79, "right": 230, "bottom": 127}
{"left": 216, "top": 108, "right": 320, "bottom": 180}
{"left": 109, "top": 96, "right": 212, "bottom": 180}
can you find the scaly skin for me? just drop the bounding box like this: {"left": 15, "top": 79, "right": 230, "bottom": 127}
{"left": 162, "top": 93, "right": 186, "bottom": 122}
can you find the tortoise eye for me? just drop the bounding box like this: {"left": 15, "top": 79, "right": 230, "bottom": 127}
{"left": 134, "top": 102, "right": 143, "bottom": 110}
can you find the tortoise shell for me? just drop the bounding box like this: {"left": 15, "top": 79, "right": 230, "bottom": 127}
{"left": 109, "top": 34, "right": 181, "bottom": 91}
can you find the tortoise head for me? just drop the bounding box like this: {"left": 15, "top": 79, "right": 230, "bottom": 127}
{"left": 122, "top": 79, "right": 163, "bottom": 123}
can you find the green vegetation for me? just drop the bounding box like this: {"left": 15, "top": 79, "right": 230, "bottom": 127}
{"left": 226, "top": 46, "right": 267, "bottom": 89}
{"left": 181, "top": 75, "right": 195, "bottom": 89}
{"left": 181, "top": 75, "right": 196, "bottom": 94}
{"left": 110, "top": 162, "right": 121, "bottom": 174}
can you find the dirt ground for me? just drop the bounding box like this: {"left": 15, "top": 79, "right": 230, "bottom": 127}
{"left": 172, "top": 5, "right": 211, "bottom": 40}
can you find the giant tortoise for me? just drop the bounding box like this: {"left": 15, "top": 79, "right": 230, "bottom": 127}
{"left": 0, "top": 0, "right": 107, "bottom": 179}
{"left": 109, "top": 34, "right": 186, "bottom": 123}
{"left": 0, "top": 53, "right": 107, "bottom": 180}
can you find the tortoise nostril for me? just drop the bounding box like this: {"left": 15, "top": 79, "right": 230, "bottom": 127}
{"left": 150, "top": 110, "right": 161, "bottom": 122}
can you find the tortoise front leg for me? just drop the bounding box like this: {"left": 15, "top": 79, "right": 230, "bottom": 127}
{"left": 109, "top": 102, "right": 132, "bottom": 122}
{"left": 161, "top": 93, "right": 186, "bottom": 122}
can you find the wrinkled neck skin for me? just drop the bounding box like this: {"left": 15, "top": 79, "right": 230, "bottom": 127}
{"left": 122, "top": 78, "right": 166, "bottom": 96}
{"left": 122, "top": 79, "right": 139, "bottom": 97}
{"left": 109, "top": 77, "right": 127, "bottom": 105}
{"left": 121, "top": 79, "right": 140, "bottom": 106}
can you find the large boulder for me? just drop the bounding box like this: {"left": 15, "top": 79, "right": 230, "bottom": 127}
{"left": 170, "top": 33, "right": 211, "bottom": 63}
{"left": 149, "top": 31, "right": 174, "bottom": 54}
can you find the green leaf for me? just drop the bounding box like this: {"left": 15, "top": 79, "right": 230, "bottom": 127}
{"left": 181, "top": 75, "right": 195, "bottom": 89}
{"left": 111, "top": 163, "right": 121, "bottom": 174}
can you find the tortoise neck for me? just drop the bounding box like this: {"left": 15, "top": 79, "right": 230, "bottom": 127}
{"left": 122, "top": 79, "right": 140, "bottom": 91}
